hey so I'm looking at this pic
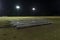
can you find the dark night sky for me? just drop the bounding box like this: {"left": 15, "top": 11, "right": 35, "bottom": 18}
{"left": 0, "top": 0, "right": 60, "bottom": 16}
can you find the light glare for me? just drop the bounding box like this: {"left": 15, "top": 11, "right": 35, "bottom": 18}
{"left": 32, "top": 8, "right": 36, "bottom": 11}
{"left": 16, "top": 5, "right": 20, "bottom": 9}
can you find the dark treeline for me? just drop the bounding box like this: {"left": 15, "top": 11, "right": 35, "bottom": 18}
{"left": 2, "top": 11, "right": 60, "bottom": 16}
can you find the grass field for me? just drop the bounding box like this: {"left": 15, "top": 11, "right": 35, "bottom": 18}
{"left": 0, "top": 17, "right": 59, "bottom": 40}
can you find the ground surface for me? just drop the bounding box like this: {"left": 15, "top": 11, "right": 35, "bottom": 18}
{"left": 0, "top": 17, "right": 59, "bottom": 40}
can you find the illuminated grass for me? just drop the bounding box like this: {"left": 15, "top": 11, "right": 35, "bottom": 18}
{"left": 0, "top": 17, "right": 59, "bottom": 40}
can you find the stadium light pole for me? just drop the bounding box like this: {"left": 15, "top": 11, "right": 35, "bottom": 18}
{"left": 16, "top": 5, "right": 20, "bottom": 16}
{"left": 32, "top": 8, "right": 36, "bottom": 15}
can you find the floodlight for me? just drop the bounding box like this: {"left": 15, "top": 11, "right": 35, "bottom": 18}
{"left": 16, "top": 5, "right": 20, "bottom": 10}
{"left": 32, "top": 8, "right": 36, "bottom": 11}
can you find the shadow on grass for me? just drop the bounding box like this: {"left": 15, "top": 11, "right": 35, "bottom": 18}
{"left": 0, "top": 23, "right": 52, "bottom": 30}
{"left": 15, "top": 23, "right": 52, "bottom": 30}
